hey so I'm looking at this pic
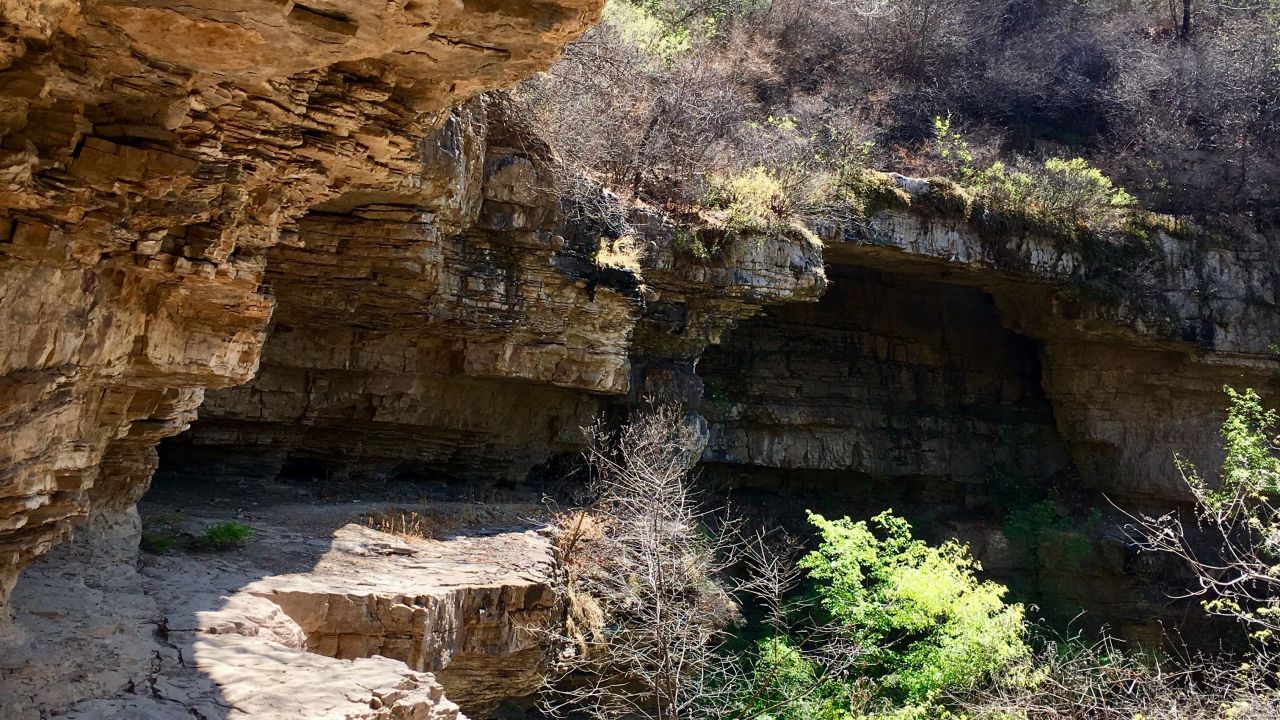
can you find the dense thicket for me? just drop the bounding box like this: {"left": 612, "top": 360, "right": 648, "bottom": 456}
{"left": 545, "top": 392, "right": 1280, "bottom": 719}
{"left": 516, "top": 0, "right": 1280, "bottom": 223}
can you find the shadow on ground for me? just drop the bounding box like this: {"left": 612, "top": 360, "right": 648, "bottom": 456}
{"left": 0, "top": 468, "right": 556, "bottom": 719}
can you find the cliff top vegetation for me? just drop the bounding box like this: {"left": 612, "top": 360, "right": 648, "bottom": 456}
{"left": 515, "top": 0, "right": 1280, "bottom": 238}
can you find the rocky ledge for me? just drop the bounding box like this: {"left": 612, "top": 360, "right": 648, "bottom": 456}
{"left": 2, "top": 1, "right": 1280, "bottom": 716}
{"left": 2, "top": 503, "right": 559, "bottom": 719}
{"left": 0, "top": 0, "right": 604, "bottom": 614}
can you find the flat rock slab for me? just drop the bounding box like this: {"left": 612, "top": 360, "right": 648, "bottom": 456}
{"left": 2, "top": 506, "right": 560, "bottom": 719}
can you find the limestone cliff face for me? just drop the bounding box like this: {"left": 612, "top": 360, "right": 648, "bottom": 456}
{"left": 697, "top": 200, "right": 1278, "bottom": 501}
{"left": 699, "top": 190, "right": 1279, "bottom": 637}
{"left": 171, "top": 162, "right": 1278, "bottom": 515}
{"left": 0, "top": 0, "right": 604, "bottom": 615}
{"left": 817, "top": 202, "right": 1280, "bottom": 504}
{"left": 161, "top": 106, "right": 828, "bottom": 484}
{"left": 175, "top": 164, "right": 1277, "bottom": 637}
{"left": 3, "top": 0, "right": 1279, "bottom": 684}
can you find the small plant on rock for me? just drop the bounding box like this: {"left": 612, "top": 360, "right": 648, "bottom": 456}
{"left": 595, "top": 234, "right": 645, "bottom": 271}
{"left": 190, "top": 521, "right": 251, "bottom": 552}
{"left": 140, "top": 512, "right": 183, "bottom": 555}
{"left": 701, "top": 166, "right": 795, "bottom": 241}
{"left": 139, "top": 532, "right": 179, "bottom": 555}
{"left": 933, "top": 114, "right": 977, "bottom": 181}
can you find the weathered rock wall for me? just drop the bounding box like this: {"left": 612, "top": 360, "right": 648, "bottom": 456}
{"left": 172, "top": 169, "right": 1278, "bottom": 514}
{"left": 163, "top": 119, "right": 828, "bottom": 485}
{"left": 818, "top": 203, "right": 1280, "bottom": 504}
{"left": 696, "top": 192, "right": 1278, "bottom": 637}
{"left": 165, "top": 161, "right": 1278, "bottom": 642}
{"left": 3, "top": 3, "right": 1278, "bottom": 702}
{"left": 0, "top": 0, "right": 605, "bottom": 614}
{"left": 701, "top": 265, "right": 1070, "bottom": 485}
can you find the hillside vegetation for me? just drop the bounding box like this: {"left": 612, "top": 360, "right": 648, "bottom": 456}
{"left": 516, "top": 0, "right": 1280, "bottom": 233}
{"left": 544, "top": 396, "right": 1280, "bottom": 719}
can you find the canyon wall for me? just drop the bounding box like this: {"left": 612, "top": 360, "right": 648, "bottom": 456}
{"left": 172, "top": 171, "right": 1280, "bottom": 517}
{"left": 812, "top": 204, "right": 1280, "bottom": 506}
{"left": 699, "top": 199, "right": 1279, "bottom": 637}
{"left": 161, "top": 152, "right": 1278, "bottom": 635}
{"left": 0, "top": 0, "right": 606, "bottom": 617}
{"left": 2, "top": 3, "right": 1279, "bottom": 710}
{"left": 162, "top": 114, "right": 827, "bottom": 487}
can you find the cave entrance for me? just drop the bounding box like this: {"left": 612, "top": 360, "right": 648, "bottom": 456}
{"left": 696, "top": 263, "right": 1072, "bottom": 541}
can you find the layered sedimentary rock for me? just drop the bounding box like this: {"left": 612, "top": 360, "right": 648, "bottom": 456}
{"left": 3, "top": 0, "right": 1279, "bottom": 711}
{"left": 705, "top": 206, "right": 1280, "bottom": 503}
{"left": 0, "top": 0, "right": 605, "bottom": 613}
{"left": 163, "top": 119, "right": 828, "bottom": 483}
{"left": 220, "top": 522, "right": 562, "bottom": 715}
{"left": 701, "top": 265, "right": 1070, "bottom": 483}
{"left": 176, "top": 162, "right": 1278, "bottom": 516}
{"left": 817, "top": 201, "right": 1280, "bottom": 505}
{"left": 698, "top": 186, "right": 1279, "bottom": 635}
{"left": 168, "top": 160, "right": 1278, "bottom": 642}
{"left": 3, "top": 508, "right": 557, "bottom": 719}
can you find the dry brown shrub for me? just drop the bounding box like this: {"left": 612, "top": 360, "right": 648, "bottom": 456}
{"left": 359, "top": 505, "right": 484, "bottom": 540}
{"left": 538, "top": 406, "right": 750, "bottom": 720}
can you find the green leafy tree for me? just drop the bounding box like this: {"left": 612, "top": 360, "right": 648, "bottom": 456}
{"left": 741, "top": 636, "right": 855, "bottom": 720}
{"left": 1132, "top": 387, "right": 1280, "bottom": 647}
{"left": 784, "top": 511, "right": 1029, "bottom": 719}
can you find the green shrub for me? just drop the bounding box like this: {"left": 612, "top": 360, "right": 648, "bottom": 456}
{"left": 743, "top": 636, "right": 853, "bottom": 720}
{"left": 1119, "top": 209, "right": 1182, "bottom": 240}
{"left": 1208, "top": 387, "right": 1279, "bottom": 507}
{"left": 140, "top": 512, "right": 182, "bottom": 555}
{"left": 1155, "top": 387, "right": 1280, "bottom": 647}
{"left": 702, "top": 166, "right": 793, "bottom": 239}
{"left": 966, "top": 156, "right": 1135, "bottom": 234}
{"left": 1003, "top": 501, "right": 1102, "bottom": 571}
{"left": 1176, "top": 387, "right": 1279, "bottom": 513}
{"left": 839, "top": 168, "right": 912, "bottom": 216}
{"left": 1037, "top": 157, "right": 1136, "bottom": 222}
{"left": 672, "top": 225, "right": 714, "bottom": 259}
{"left": 692, "top": 164, "right": 834, "bottom": 250}
{"left": 190, "top": 521, "right": 251, "bottom": 552}
{"left": 918, "top": 176, "right": 973, "bottom": 218}
{"left": 140, "top": 532, "right": 178, "bottom": 555}
{"left": 969, "top": 161, "right": 1037, "bottom": 215}
{"left": 932, "top": 118, "right": 1137, "bottom": 236}
{"left": 1001, "top": 499, "right": 1064, "bottom": 552}
{"left": 799, "top": 511, "right": 1029, "bottom": 717}
{"left": 602, "top": 1, "right": 692, "bottom": 60}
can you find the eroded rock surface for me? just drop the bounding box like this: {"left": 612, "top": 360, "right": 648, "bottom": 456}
{"left": 247, "top": 524, "right": 560, "bottom": 713}
{"left": 162, "top": 123, "right": 828, "bottom": 483}
{"left": 699, "top": 192, "right": 1279, "bottom": 637}
{"left": 2, "top": 0, "right": 1279, "bottom": 711}
{"left": 0, "top": 0, "right": 603, "bottom": 613}
{"left": 2, "top": 504, "right": 559, "bottom": 718}
{"left": 818, "top": 201, "right": 1280, "bottom": 503}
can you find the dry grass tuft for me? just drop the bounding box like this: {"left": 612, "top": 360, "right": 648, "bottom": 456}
{"left": 594, "top": 235, "right": 644, "bottom": 271}
{"left": 551, "top": 510, "right": 611, "bottom": 657}
{"left": 565, "top": 585, "right": 606, "bottom": 656}
{"left": 362, "top": 507, "right": 435, "bottom": 539}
